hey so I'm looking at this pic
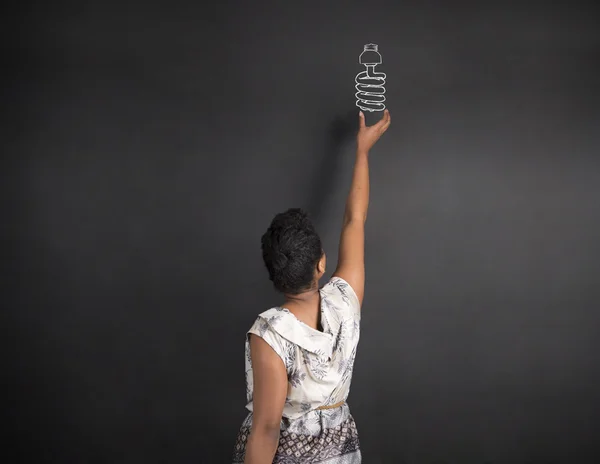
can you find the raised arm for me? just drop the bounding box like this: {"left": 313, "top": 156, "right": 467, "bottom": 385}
{"left": 332, "top": 109, "right": 391, "bottom": 306}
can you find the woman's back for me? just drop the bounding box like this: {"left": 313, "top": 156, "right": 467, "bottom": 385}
{"left": 232, "top": 276, "right": 362, "bottom": 463}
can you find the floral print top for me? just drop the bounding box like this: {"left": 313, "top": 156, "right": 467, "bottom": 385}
{"left": 244, "top": 276, "right": 361, "bottom": 420}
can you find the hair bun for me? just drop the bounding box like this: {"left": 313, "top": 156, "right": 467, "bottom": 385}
{"left": 274, "top": 250, "right": 288, "bottom": 269}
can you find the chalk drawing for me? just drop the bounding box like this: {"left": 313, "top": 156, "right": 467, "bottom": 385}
{"left": 355, "top": 43, "right": 386, "bottom": 112}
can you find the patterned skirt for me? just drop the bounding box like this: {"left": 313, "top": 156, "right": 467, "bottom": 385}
{"left": 232, "top": 404, "right": 361, "bottom": 463}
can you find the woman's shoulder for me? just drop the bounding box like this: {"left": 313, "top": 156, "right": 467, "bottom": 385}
{"left": 256, "top": 306, "right": 287, "bottom": 320}
{"left": 246, "top": 307, "right": 295, "bottom": 369}
{"left": 321, "top": 276, "right": 360, "bottom": 313}
{"left": 248, "top": 307, "right": 291, "bottom": 338}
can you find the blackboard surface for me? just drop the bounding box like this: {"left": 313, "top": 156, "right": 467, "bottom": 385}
{"left": 5, "top": 1, "right": 600, "bottom": 463}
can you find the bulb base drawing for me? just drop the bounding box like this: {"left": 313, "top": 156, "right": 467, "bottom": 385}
{"left": 355, "top": 43, "right": 386, "bottom": 112}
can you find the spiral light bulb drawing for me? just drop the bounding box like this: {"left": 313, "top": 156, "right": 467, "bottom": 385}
{"left": 355, "top": 43, "right": 386, "bottom": 112}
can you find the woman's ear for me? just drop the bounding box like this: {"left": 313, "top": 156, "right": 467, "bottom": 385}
{"left": 317, "top": 252, "right": 326, "bottom": 275}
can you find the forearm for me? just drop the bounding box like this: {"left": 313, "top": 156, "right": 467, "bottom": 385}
{"left": 344, "top": 148, "right": 370, "bottom": 223}
{"left": 244, "top": 427, "right": 279, "bottom": 464}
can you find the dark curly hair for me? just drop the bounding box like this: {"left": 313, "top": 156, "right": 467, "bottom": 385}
{"left": 261, "top": 208, "right": 323, "bottom": 294}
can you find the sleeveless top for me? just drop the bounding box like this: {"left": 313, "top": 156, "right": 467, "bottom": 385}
{"left": 244, "top": 276, "right": 361, "bottom": 420}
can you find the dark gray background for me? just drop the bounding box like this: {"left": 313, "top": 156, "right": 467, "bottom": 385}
{"left": 5, "top": 0, "right": 600, "bottom": 462}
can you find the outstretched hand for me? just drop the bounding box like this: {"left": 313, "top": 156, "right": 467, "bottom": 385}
{"left": 357, "top": 109, "right": 391, "bottom": 154}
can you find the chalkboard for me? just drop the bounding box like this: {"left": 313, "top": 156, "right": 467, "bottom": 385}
{"left": 5, "top": 1, "right": 600, "bottom": 463}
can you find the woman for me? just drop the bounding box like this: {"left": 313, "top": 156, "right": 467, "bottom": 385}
{"left": 233, "top": 109, "right": 391, "bottom": 463}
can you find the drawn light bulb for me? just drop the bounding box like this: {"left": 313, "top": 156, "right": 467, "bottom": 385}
{"left": 355, "top": 43, "right": 386, "bottom": 112}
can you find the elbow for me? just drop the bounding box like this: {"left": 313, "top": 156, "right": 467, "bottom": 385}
{"left": 245, "top": 422, "right": 280, "bottom": 463}
{"left": 250, "top": 422, "right": 281, "bottom": 443}
{"left": 343, "top": 212, "right": 367, "bottom": 225}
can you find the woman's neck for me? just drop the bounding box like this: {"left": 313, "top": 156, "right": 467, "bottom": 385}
{"left": 283, "top": 287, "right": 323, "bottom": 331}
{"left": 285, "top": 287, "right": 319, "bottom": 302}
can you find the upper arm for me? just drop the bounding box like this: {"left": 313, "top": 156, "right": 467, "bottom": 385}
{"left": 248, "top": 333, "right": 288, "bottom": 431}
{"left": 332, "top": 218, "right": 365, "bottom": 306}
